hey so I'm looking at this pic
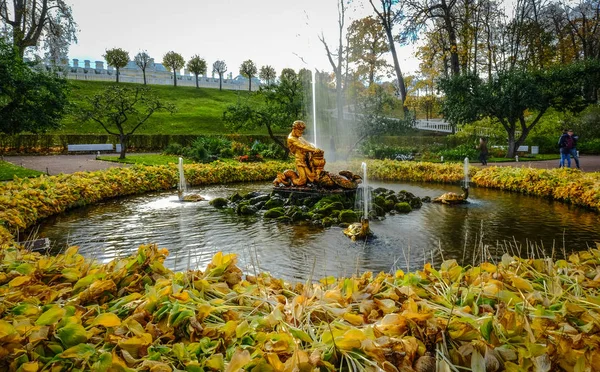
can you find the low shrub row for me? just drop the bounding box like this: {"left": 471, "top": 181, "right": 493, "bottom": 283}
{"left": 0, "top": 134, "right": 286, "bottom": 154}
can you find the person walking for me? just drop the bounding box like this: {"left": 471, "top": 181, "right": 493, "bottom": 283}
{"left": 558, "top": 129, "right": 572, "bottom": 168}
{"left": 477, "top": 137, "right": 488, "bottom": 165}
{"left": 567, "top": 129, "right": 581, "bottom": 169}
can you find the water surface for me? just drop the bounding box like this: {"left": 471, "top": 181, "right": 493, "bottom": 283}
{"left": 32, "top": 181, "right": 600, "bottom": 282}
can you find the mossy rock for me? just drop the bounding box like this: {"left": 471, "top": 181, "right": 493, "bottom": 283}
{"left": 383, "top": 199, "right": 395, "bottom": 212}
{"left": 276, "top": 216, "right": 292, "bottom": 223}
{"left": 310, "top": 213, "right": 324, "bottom": 221}
{"left": 264, "top": 198, "right": 285, "bottom": 209}
{"left": 264, "top": 207, "right": 285, "bottom": 218}
{"left": 209, "top": 198, "right": 228, "bottom": 209}
{"left": 374, "top": 204, "right": 386, "bottom": 217}
{"left": 409, "top": 198, "right": 423, "bottom": 209}
{"left": 243, "top": 191, "right": 262, "bottom": 200}
{"left": 229, "top": 193, "right": 244, "bottom": 202}
{"left": 314, "top": 201, "right": 344, "bottom": 216}
{"left": 373, "top": 196, "right": 387, "bottom": 209}
{"left": 385, "top": 194, "right": 399, "bottom": 203}
{"left": 422, "top": 196, "right": 432, "bottom": 203}
{"left": 291, "top": 211, "right": 309, "bottom": 222}
{"left": 248, "top": 195, "right": 270, "bottom": 205}
{"left": 394, "top": 202, "right": 412, "bottom": 213}
{"left": 312, "top": 195, "right": 343, "bottom": 210}
{"left": 338, "top": 209, "right": 359, "bottom": 223}
{"left": 236, "top": 202, "right": 257, "bottom": 215}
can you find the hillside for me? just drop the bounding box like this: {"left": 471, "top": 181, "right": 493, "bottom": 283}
{"left": 59, "top": 80, "right": 280, "bottom": 135}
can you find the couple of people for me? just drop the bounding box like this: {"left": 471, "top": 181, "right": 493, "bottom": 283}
{"left": 558, "top": 129, "right": 580, "bottom": 169}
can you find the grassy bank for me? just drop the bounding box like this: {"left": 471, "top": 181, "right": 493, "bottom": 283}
{"left": 0, "top": 161, "right": 43, "bottom": 181}
{"left": 60, "top": 80, "right": 274, "bottom": 135}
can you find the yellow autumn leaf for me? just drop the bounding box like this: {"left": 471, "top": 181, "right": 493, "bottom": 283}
{"left": 20, "top": 361, "right": 39, "bottom": 372}
{"left": 9, "top": 275, "right": 31, "bottom": 287}
{"left": 225, "top": 349, "right": 251, "bottom": 372}
{"left": 92, "top": 313, "right": 122, "bottom": 328}
{"left": 266, "top": 352, "right": 284, "bottom": 371}
{"left": 205, "top": 354, "right": 224, "bottom": 370}
{"left": 480, "top": 262, "right": 497, "bottom": 273}
{"left": 511, "top": 276, "right": 534, "bottom": 292}
{"left": 343, "top": 312, "right": 364, "bottom": 326}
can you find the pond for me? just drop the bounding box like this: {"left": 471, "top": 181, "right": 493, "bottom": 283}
{"left": 32, "top": 181, "right": 600, "bottom": 282}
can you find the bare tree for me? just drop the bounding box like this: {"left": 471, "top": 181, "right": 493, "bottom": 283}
{"left": 0, "top": 0, "right": 77, "bottom": 59}
{"left": 369, "top": 0, "right": 409, "bottom": 103}
{"left": 213, "top": 60, "right": 227, "bottom": 90}
{"left": 319, "top": 0, "right": 347, "bottom": 137}
{"left": 134, "top": 51, "right": 151, "bottom": 85}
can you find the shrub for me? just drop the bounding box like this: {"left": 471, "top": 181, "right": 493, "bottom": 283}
{"left": 436, "top": 144, "right": 478, "bottom": 161}
{"left": 185, "top": 140, "right": 209, "bottom": 163}
{"left": 163, "top": 143, "right": 184, "bottom": 156}
{"left": 231, "top": 141, "right": 249, "bottom": 156}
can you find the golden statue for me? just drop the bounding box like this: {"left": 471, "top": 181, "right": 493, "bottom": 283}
{"left": 273, "top": 120, "right": 362, "bottom": 190}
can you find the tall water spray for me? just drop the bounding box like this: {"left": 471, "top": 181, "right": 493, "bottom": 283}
{"left": 360, "top": 162, "right": 371, "bottom": 218}
{"left": 463, "top": 157, "right": 470, "bottom": 188}
{"left": 178, "top": 157, "right": 186, "bottom": 200}
{"left": 312, "top": 69, "right": 317, "bottom": 147}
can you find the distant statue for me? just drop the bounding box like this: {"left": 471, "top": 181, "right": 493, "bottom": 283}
{"left": 274, "top": 120, "right": 361, "bottom": 190}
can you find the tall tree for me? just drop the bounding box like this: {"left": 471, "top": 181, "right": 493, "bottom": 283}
{"left": 259, "top": 65, "right": 276, "bottom": 86}
{"left": 0, "top": 39, "right": 68, "bottom": 134}
{"left": 213, "top": 60, "right": 227, "bottom": 90}
{"left": 319, "top": 0, "right": 347, "bottom": 137}
{"left": 347, "top": 16, "right": 390, "bottom": 86}
{"left": 187, "top": 55, "right": 207, "bottom": 88}
{"left": 439, "top": 62, "right": 597, "bottom": 158}
{"left": 369, "top": 0, "right": 409, "bottom": 104}
{"left": 104, "top": 48, "right": 129, "bottom": 83}
{"left": 163, "top": 51, "right": 185, "bottom": 87}
{"left": 0, "top": 0, "right": 77, "bottom": 59}
{"left": 79, "top": 86, "right": 176, "bottom": 159}
{"left": 239, "top": 59, "right": 258, "bottom": 91}
{"left": 134, "top": 51, "right": 151, "bottom": 85}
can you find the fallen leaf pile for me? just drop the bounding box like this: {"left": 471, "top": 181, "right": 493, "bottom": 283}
{"left": 1, "top": 243, "right": 600, "bottom": 371}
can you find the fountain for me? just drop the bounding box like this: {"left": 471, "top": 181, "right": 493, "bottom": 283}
{"left": 464, "top": 157, "right": 470, "bottom": 189}
{"left": 343, "top": 162, "right": 372, "bottom": 241}
{"left": 177, "top": 157, "right": 204, "bottom": 202}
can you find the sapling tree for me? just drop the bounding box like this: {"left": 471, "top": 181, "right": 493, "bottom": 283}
{"left": 187, "top": 55, "right": 207, "bottom": 88}
{"left": 163, "top": 51, "right": 185, "bottom": 87}
{"left": 259, "top": 65, "right": 276, "bottom": 86}
{"left": 104, "top": 48, "right": 129, "bottom": 83}
{"left": 212, "top": 60, "right": 227, "bottom": 90}
{"left": 239, "top": 59, "right": 257, "bottom": 91}
{"left": 134, "top": 51, "right": 151, "bottom": 85}
{"left": 79, "top": 85, "right": 176, "bottom": 159}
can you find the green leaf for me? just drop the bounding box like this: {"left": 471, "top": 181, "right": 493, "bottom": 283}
{"left": 35, "top": 306, "right": 66, "bottom": 326}
{"left": 58, "top": 343, "right": 96, "bottom": 359}
{"left": 56, "top": 323, "right": 88, "bottom": 348}
{"left": 91, "top": 352, "right": 112, "bottom": 372}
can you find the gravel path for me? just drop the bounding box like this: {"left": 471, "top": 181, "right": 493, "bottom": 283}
{"left": 3, "top": 154, "right": 600, "bottom": 176}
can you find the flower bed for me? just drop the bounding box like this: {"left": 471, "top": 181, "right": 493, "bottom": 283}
{"left": 1, "top": 244, "right": 599, "bottom": 370}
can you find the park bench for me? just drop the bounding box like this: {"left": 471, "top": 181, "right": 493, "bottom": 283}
{"left": 67, "top": 144, "right": 114, "bottom": 153}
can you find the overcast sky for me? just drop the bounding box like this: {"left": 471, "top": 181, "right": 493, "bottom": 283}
{"left": 67, "top": 0, "right": 420, "bottom": 78}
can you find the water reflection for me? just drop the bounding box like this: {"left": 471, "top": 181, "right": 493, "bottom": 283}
{"left": 29, "top": 181, "right": 600, "bottom": 283}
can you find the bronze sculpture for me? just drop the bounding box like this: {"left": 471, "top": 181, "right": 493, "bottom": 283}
{"left": 273, "top": 120, "right": 361, "bottom": 190}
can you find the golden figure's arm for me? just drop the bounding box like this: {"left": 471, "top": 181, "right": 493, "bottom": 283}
{"left": 288, "top": 135, "right": 319, "bottom": 153}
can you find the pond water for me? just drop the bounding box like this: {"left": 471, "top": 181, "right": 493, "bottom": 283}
{"left": 31, "top": 181, "right": 600, "bottom": 282}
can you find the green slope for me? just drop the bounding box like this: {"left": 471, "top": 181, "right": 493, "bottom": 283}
{"left": 60, "top": 80, "right": 277, "bottom": 135}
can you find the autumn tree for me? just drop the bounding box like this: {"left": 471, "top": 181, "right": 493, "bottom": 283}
{"left": 0, "top": 0, "right": 77, "bottom": 59}
{"left": 134, "top": 51, "right": 151, "bottom": 85}
{"left": 104, "top": 48, "right": 129, "bottom": 83}
{"left": 239, "top": 59, "right": 258, "bottom": 91}
{"left": 79, "top": 85, "right": 176, "bottom": 159}
{"left": 163, "top": 51, "right": 185, "bottom": 87}
{"left": 187, "top": 55, "right": 207, "bottom": 88}
{"left": 212, "top": 60, "right": 227, "bottom": 90}
{"left": 259, "top": 65, "right": 276, "bottom": 86}
{"left": 369, "top": 0, "right": 408, "bottom": 104}
{"left": 347, "top": 16, "right": 390, "bottom": 86}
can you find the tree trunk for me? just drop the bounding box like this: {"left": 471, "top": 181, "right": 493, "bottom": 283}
{"left": 219, "top": 75, "right": 223, "bottom": 90}
{"left": 116, "top": 68, "right": 120, "bottom": 83}
{"left": 173, "top": 70, "right": 177, "bottom": 87}
{"left": 265, "top": 122, "right": 289, "bottom": 157}
{"left": 195, "top": 74, "right": 199, "bottom": 88}
{"left": 249, "top": 76, "right": 252, "bottom": 91}
{"left": 143, "top": 69, "right": 147, "bottom": 85}
{"left": 386, "top": 29, "right": 407, "bottom": 105}
{"left": 119, "top": 135, "right": 128, "bottom": 159}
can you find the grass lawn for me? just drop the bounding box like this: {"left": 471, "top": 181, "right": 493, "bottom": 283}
{"left": 0, "top": 161, "right": 44, "bottom": 181}
{"left": 487, "top": 153, "right": 561, "bottom": 162}
{"left": 60, "top": 80, "right": 281, "bottom": 136}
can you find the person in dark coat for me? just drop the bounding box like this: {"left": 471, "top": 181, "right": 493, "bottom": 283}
{"left": 477, "top": 137, "right": 488, "bottom": 165}
{"left": 558, "top": 129, "right": 571, "bottom": 168}
{"left": 567, "top": 129, "right": 580, "bottom": 169}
